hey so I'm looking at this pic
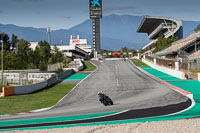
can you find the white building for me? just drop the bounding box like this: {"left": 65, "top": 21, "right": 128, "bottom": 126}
{"left": 29, "top": 35, "right": 91, "bottom": 59}
{"left": 53, "top": 35, "right": 91, "bottom": 59}
{"left": 30, "top": 42, "right": 39, "bottom": 51}
{"left": 69, "top": 35, "right": 92, "bottom": 53}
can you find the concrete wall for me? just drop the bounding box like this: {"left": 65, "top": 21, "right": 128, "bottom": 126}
{"left": 78, "top": 60, "right": 84, "bottom": 71}
{"left": 2, "top": 81, "right": 47, "bottom": 96}
{"left": 65, "top": 59, "right": 84, "bottom": 72}
{"left": 142, "top": 59, "right": 185, "bottom": 79}
{"left": 14, "top": 81, "right": 48, "bottom": 95}
{"left": 2, "top": 69, "right": 73, "bottom": 97}
{"left": 133, "top": 55, "right": 139, "bottom": 60}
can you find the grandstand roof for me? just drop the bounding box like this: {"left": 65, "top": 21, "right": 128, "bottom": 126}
{"left": 137, "top": 16, "right": 182, "bottom": 40}
{"left": 137, "top": 17, "right": 163, "bottom": 34}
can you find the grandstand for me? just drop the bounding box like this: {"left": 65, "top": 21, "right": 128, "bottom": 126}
{"left": 137, "top": 17, "right": 183, "bottom": 55}
{"left": 52, "top": 45, "right": 90, "bottom": 60}
{"left": 156, "top": 31, "right": 200, "bottom": 61}
{"left": 150, "top": 31, "right": 200, "bottom": 75}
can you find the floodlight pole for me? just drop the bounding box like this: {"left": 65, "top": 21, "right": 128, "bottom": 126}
{"left": 0, "top": 32, "right": 4, "bottom": 87}
{"left": 60, "top": 40, "right": 63, "bottom": 52}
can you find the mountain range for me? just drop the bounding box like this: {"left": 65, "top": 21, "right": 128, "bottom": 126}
{"left": 0, "top": 14, "right": 200, "bottom": 50}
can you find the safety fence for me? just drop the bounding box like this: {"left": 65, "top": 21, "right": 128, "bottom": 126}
{"left": 0, "top": 72, "right": 55, "bottom": 86}
{"left": 2, "top": 69, "right": 74, "bottom": 97}
{"left": 48, "top": 62, "right": 64, "bottom": 71}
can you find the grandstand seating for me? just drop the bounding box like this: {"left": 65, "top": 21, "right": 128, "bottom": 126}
{"left": 156, "top": 31, "right": 200, "bottom": 56}
{"left": 189, "top": 50, "right": 200, "bottom": 59}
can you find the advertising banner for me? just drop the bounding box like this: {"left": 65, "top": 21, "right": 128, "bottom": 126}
{"left": 89, "top": 0, "right": 102, "bottom": 18}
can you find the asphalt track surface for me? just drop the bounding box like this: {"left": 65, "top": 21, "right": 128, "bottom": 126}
{"left": 0, "top": 59, "right": 191, "bottom": 129}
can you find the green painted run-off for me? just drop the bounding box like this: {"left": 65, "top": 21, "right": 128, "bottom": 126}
{"left": 0, "top": 111, "right": 120, "bottom": 127}
{"left": 64, "top": 74, "right": 89, "bottom": 80}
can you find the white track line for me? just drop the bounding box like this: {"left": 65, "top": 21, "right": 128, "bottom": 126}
{"left": 53, "top": 63, "right": 99, "bottom": 108}
{"left": 116, "top": 66, "right": 119, "bottom": 87}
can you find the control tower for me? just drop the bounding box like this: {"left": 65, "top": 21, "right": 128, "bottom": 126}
{"left": 89, "top": 0, "right": 102, "bottom": 58}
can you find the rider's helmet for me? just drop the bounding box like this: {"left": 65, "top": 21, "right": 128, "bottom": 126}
{"left": 97, "top": 91, "right": 101, "bottom": 95}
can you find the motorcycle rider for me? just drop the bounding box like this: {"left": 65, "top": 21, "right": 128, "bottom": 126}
{"left": 98, "top": 92, "right": 106, "bottom": 102}
{"left": 98, "top": 92, "right": 113, "bottom": 105}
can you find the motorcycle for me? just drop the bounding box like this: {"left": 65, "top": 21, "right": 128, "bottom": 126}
{"left": 99, "top": 95, "right": 113, "bottom": 106}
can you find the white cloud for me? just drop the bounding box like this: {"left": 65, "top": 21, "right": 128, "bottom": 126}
{"left": 103, "top": 5, "right": 144, "bottom": 16}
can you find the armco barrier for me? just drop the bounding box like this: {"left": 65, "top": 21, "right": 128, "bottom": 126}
{"left": 142, "top": 59, "right": 185, "bottom": 79}
{"left": 79, "top": 60, "right": 84, "bottom": 71}
{"left": 57, "top": 69, "right": 74, "bottom": 79}
{"left": 47, "top": 75, "right": 58, "bottom": 86}
{"left": 74, "top": 59, "right": 84, "bottom": 72}
{"left": 63, "top": 59, "right": 84, "bottom": 72}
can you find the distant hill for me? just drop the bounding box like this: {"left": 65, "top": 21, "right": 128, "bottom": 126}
{"left": 0, "top": 14, "right": 200, "bottom": 50}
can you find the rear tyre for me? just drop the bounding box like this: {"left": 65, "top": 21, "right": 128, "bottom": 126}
{"left": 103, "top": 100, "right": 108, "bottom": 106}
{"left": 110, "top": 100, "right": 113, "bottom": 105}
{"left": 108, "top": 98, "right": 113, "bottom": 105}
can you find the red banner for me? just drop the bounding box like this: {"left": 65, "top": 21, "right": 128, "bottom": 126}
{"left": 72, "top": 40, "right": 80, "bottom": 43}
{"left": 112, "top": 52, "right": 121, "bottom": 56}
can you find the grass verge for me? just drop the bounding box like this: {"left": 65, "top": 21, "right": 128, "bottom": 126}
{"left": 0, "top": 84, "right": 75, "bottom": 114}
{"left": 131, "top": 59, "right": 149, "bottom": 67}
{"left": 77, "top": 61, "right": 96, "bottom": 74}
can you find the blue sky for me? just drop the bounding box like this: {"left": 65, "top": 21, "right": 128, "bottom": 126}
{"left": 0, "top": 0, "right": 200, "bottom": 30}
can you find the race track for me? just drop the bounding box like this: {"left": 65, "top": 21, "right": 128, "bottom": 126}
{"left": 0, "top": 60, "right": 191, "bottom": 129}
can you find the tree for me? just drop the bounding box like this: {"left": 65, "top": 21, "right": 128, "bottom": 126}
{"left": 27, "top": 50, "right": 37, "bottom": 69}
{"left": 138, "top": 49, "right": 145, "bottom": 54}
{"left": 153, "top": 35, "right": 178, "bottom": 53}
{"left": 35, "top": 41, "right": 51, "bottom": 63}
{"left": 3, "top": 51, "right": 18, "bottom": 70}
{"left": 129, "top": 49, "right": 137, "bottom": 56}
{"left": 0, "top": 33, "right": 11, "bottom": 51}
{"left": 49, "top": 45, "right": 64, "bottom": 64}
{"left": 35, "top": 41, "right": 51, "bottom": 70}
{"left": 16, "top": 39, "right": 32, "bottom": 69}
{"left": 39, "top": 61, "right": 47, "bottom": 71}
{"left": 195, "top": 24, "right": 200, "bottom": 32}
{"left": 121, "top": 47, "right": 128, "bottom": 53}
{"left": 11, "top": 34, "right": 18, "bottom": 49}
{"left": 63, "top": 57, "right": 72, "bottom": 67}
